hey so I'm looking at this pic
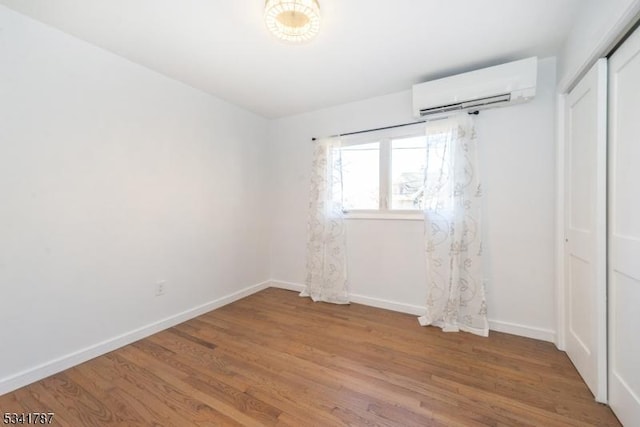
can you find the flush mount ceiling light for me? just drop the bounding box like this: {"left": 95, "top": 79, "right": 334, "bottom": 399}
{"left": 264, "top": 0, "right": 321, "bottom": 43}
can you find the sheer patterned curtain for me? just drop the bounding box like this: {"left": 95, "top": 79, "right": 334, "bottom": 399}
{"left": 301, "top": 137, "right": 350, "bottom": 304}
{"left": 418, "top": 114, "right": 488, "bottom": 336}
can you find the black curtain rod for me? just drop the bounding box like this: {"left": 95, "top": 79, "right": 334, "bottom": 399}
{"left": 311, "top": 111, "right": 479, "bottom": 141}
{"left": 311, "top": 120, "right": 423, "bottom": 141}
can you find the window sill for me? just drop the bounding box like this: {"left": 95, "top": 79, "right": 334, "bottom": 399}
{"left": 344, "top": 211, "right": 424, "bottom": 221}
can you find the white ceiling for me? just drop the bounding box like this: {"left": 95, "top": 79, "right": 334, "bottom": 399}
{"left": 0, "top": 0, "right": 583, "bottom": 118}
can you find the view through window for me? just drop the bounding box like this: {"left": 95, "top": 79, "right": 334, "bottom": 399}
{"left": 338, "top": 128, "right": 434, "bottom": 214}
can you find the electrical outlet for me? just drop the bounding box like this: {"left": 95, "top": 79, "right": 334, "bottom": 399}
{"left": 155, "top": 280, "right": 167, "bottom": 296}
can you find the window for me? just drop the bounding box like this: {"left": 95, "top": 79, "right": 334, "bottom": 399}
{"left": 338, "top": 125, "right": 428, "bottom": 218}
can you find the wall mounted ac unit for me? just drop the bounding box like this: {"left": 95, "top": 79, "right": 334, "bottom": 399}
{"left": 412, "top": 57, "right": 537, "bottom": 118}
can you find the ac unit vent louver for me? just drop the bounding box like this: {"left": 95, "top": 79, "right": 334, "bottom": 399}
{"left": 413, "top": 57, "right": 537, "bottom": 119}
{"left": 419, "top": 94, "right": 512, "bottom": 117}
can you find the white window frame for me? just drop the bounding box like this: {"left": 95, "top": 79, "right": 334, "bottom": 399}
{"left": 340, "top": 124, "right": 426, "bottom": 221}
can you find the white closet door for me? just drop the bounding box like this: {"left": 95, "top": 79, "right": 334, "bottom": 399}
{"left": 608, "top": 24, "right": 640, "bottom": 426}
{"left": 564, "top": 59, "right": 608, "bottom": 403}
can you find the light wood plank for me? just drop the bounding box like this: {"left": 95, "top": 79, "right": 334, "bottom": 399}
{"left": 0, "top": 288, "right": 621, "bottom": 426}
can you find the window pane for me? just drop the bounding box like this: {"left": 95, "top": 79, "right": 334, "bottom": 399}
{"left": 341, "top": 142, "right": 380, "bottom": 210}
{"left": 391, "top": 136, "right": 426, "bottom": 210}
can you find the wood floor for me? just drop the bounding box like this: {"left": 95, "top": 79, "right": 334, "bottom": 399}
{"left": 0, "top": 288, "right": 621, "bottom": 426}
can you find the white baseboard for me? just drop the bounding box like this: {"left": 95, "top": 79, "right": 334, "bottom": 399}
{"left": 488, "top": 319, "right": 556, "bottom": 343}
{"left": 269, "top": 280, "right": 305, "bottom": 292}
{"left": 270, "top": 279, "right": 556, "bottom": 342}
{"left": 0, "top": 280, "right": 270, "bottom": 396}
{"left": 269, "top": 280, "right": 425, "bottom": 315}
{"left": 349, "top": 293, "right": 425, "bottom": 316}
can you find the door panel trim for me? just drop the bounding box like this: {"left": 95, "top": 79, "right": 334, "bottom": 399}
{"left": 563, "top": 58, "right": 608, "bottom": 404}
{"left": 608, "top": 23, "right": 640, "bottom": 423}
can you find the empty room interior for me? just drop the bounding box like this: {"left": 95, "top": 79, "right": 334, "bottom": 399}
{"left": 1, "top": 0, "right": 639, "bottom": 426}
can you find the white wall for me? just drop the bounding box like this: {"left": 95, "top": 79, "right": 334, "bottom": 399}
{"left": 0, "top": 5, "right": 270, "bottom": 391}
{"left": 270, "top": 58, "right": 558, "bottom": 341}
{"left": 558, "top": 0, "right": 640, "bottom": 89}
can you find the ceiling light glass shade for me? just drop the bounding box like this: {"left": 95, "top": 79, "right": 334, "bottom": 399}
{"left": 264, "top": 0, "right": 321, "bottom": 43}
